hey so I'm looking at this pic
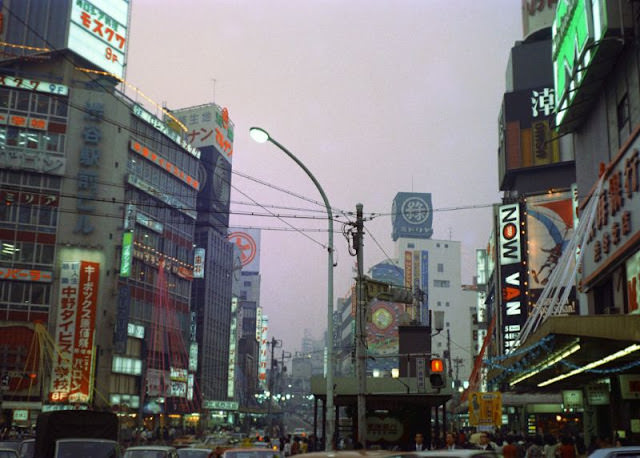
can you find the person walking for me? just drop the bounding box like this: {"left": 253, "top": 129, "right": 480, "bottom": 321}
{"left": 409, "top": 432, "right": 428, "bottom": 451}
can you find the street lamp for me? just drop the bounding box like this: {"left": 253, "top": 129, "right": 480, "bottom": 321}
{"left": 249, "top": 127, "right": 335, "bottom": 451}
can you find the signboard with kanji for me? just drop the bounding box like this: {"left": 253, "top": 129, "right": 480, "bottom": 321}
{"left": 67, "top": 0, "right": 129, "bottom": 78}
{"left": 49, "top": 261, "right": 99, "bottom": 403}
{"left": 468, "top": 391, "right": 502, "bottom": 429}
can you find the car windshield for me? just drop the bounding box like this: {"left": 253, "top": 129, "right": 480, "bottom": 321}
{"left": 56, "top": 441, "right": 119, "bottom": 458}
{"left": 223, "top": 451, "right": 280, "bottom": 458}
{"left": 123, "top": 451, "right": 170, "bottom": 458}
{"left": 177, "top": 450, "right": 211, "bottom": 458}
{"left": 20, "top": 440, "right": 35, "bottom": 458}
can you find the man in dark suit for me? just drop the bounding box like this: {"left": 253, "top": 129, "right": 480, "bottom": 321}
{"left": 409, "top": 432, "right": 428, "bottom": 451}
{"left": 443, "top": 432, "right": 460, "bottom": 450}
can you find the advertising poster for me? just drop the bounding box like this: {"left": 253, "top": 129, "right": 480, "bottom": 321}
{"left": 525, "top": 192, "right": 577, "bottom": 311}
{"left": 49, "top": 261, "right": 99, "bottom": 403}
{"left": 228, "top": 228, "right": 261, "bottom": 273}
{"left": 367, "top": 301, "right": 402, "bottom": 372}
{"left": 626, "top": 250, "right": 640, "bottom": 314}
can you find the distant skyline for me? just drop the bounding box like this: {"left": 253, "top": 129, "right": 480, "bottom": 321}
{"left": 126, "top": 1, "right": 523, "bottom": 352}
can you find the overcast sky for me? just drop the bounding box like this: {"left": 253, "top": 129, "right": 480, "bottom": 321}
{"left": 125, "top": 1, "right": 523, "bottom": 353}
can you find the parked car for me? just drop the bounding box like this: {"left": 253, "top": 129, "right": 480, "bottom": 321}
{"left": 0, "top": 447, "right": 19, "bottom": 458}
{"left": 18, "top": 439, "right": 34, "bottom": 458}
{"left": 0, "top": 443, "right": 20, "bottom": 453}
{"left": 54, "top": 438, "right": 120, "bottom": 458}
{"left": 124, "top": 445, "right": 179, "bottom": 458}
{"left": 387, "top": 450, "right": 499, "bottom": 458}
{"left": 177, "top": 448, "right": 215, "bottom": 458}
{"left": 589, "top": 447, "right": 640, "bottom": 458}
{"left": 221, "top": 447, "right": 282, "bottom": 458}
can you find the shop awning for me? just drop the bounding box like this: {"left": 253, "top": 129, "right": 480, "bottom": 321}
{"left": 487, "top": 315, "right": 640, "bottom": 393}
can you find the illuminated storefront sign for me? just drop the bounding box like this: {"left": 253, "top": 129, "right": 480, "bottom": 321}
{"left": 127, "top": 323, "right": 144, "bottom": 339}
{"left": 0, "top": 149, "right": 66, "bottom": 175}
{"left": 189, "top": 342, "right": 198, "bottom": 372}
{"left": 132, "top": 104, "right": 200, "bottom": 159}
{"left": 256, "top": 306, "right": 262, "bottom": 342}
{"left": 0, "top": 267, "right": 52, "bottom": 282}
{"left": 228, "top": 297, "right": 238, "bottom": 398}
{"left": 203, "top": 400, "right": 239, "bottom": 410}
{"left": 0, "top": 75, "right": 69, "bottom": 96}
{"left": 552, "top": 0, "right": 626, "bottom": 130}
{"left": 0, "top": 189, "right": 59, "bottom": 208}
{"left": 132, "top": 244, "right": 191, "bottom": 276}
{"left": 501, "top": 264, "right": 525, "bottom": 353}
{"left": 174, "top": 104, "right": 234, "bottom": 163}
{"left": 583, "top": 131, "right": 640, "bottom": 285}
{"left": 49, "top": 261, "right": 99, "bottom": 403}
{"left": 0, "top": 114, "right": 49, "bottom": 130}
{"left": 127, "top": 174, "right": 196, "bottom": 219}
{"left": 136, "top": 212, "right": 163, "bottom": 233}
{"left": 68, "top": 0, "right": 129, "bottom": 78}
{"left": 130, "top": 140, "right": 200, "bottom": 190}
{"left": 187, "top": 373, "right": 194, "bottom": 401}
{"left": 170, "top": 367, "right": 188, "bottom": 382}
{"left": 120, "top": 232, "right": 133, "bottom": 277}
{"left": 499, "top": 204, "right": 521, "bottom": 265}
{"left": 258, "top": 314, "right": 269, "bottom": 389}
{"left": 553, "top": 0, "right": 595, "bottom": 128}
{"left": 193, "top": 248, "right": 205, "bottom": 279}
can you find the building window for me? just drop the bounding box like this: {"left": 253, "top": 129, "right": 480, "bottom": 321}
{"left": 437, "top": 301, "right": 441, "bottom": 306}
{"left": 446, "top": 322, "right": 450, "bottom": 327}
{"left": 445, "top": 244, "right": 448, "bottom": 248}
{"left": 408, "top": 243, "right": 415, "bottom": 248}
{"left": 437, "top": 263, "right": 444, "bottom": 273}
{"left": 446, "top": 301, "right": 450, "bottom": 307}
{"left": 436, "top": 243, "right": 440, "bottom": 247}
{"left": 434, "top": 280, "right": 450, "bottom": 288}
{"left": 243, "top": 281, "right": 251, "bottom": 287}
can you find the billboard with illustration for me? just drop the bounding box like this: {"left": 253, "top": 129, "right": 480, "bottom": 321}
{"left": 525, "top": 191, "right": 577, "bottom": 312}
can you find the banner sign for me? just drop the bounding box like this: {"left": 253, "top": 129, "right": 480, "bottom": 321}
{"left": 49, "top": 261, "right": 99, "bottom": 403}
{"left": 499, "top": 204, "right": 521, "bottom": 265}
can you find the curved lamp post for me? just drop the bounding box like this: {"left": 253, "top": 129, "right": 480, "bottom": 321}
{"left": 249, "top": 127, "right": 335, "bottom": 450}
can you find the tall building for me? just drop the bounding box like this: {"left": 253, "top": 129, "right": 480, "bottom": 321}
{"left": 482, "top": 1, "right": 640, "bottom": 442}
{"left": 174, "top": 104, "right": 235, "bottom": 422}
{"left": 0, "top": 1, "right": 218, "bottom": 433}
{"left": 491, "top": 0, "right": 576, "bottom": 358}
{"left": 229, "top": 228, "right": 262, "bottom": 415}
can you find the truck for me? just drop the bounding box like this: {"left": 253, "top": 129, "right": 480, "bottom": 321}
{"left": 34, "top": 410, "right": 119, "bottom": 458}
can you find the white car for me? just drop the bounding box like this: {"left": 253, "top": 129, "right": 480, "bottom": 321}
{"left": 588, "top": 447, "right": 640, "bottom": 458}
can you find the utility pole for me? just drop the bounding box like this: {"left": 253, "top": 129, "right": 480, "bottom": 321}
{"left": 446, "top": 329, "right": 453, "bottom": 379}
{"left": 355, "top": 203, "right": 367, "bottom": 447}
{"left": 268, "top": 337, "right": 281, "bottom": 430}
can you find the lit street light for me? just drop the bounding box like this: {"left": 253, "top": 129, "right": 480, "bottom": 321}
{"left": 249, "top": 127, "right": 335, "bottom": 450}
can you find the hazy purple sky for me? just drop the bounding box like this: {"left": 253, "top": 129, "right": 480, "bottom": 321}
{"left": 126, "top": 1, "right": 522, "bottom": 352}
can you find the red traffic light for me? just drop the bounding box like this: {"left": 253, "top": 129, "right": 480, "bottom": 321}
{"left": 431, "top": 358, "right": 444, "bottom": 373}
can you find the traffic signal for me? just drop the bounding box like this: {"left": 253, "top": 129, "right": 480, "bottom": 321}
{"left": 429, "top": 358, "right": 445, "bottom": 388}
